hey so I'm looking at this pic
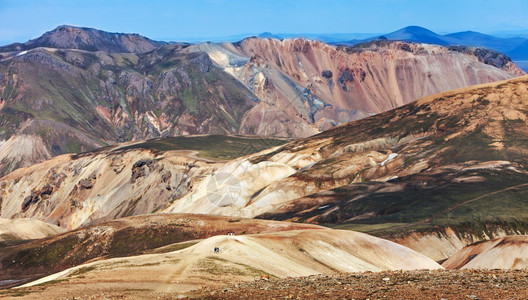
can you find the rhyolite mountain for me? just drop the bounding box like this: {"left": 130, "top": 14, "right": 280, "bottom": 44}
{"left": 0, "top": 25, "right": 524, "bottom": 175}
{"left": 3, "top": 25, "right": 528, "bottom": 297}
{"left": 3, "top": 76, "right": 528, "bottom": 263}
{"left": 163, "top": 75, "right": 528, "bottom": 261}
{"left": 0, "top": 25, "right": 167, "bottom": 53}
{"left": 0, "top": 27, "right": 258, "bottom": 175}
{"left": 3, "top": 77, "right": 528, "bottom": 296}
{"left": 249, "top": 76, "right": 528, "bottom": 259}
{"left": 0, "top": 135, "right": 287, "bottom": 230}
{"left": 201, "top": 37, "right": 523, "bottom": 134}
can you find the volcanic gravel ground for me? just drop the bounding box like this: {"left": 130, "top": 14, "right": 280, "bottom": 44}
{"left": 189, "top": 269, "right": 528, "bottom": 299}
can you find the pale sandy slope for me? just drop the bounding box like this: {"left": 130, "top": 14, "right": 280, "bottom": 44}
{"left": 443, "top": 235, "right": 528, "bottom": 270}
{"left": 0, "top": 218, "right": 65, "bottom": 241}
{"left": 16, "top": 229, "right": 441, "bottom": 298}
{"left": 393, "top": 226, "right": 511, "bottom": 262}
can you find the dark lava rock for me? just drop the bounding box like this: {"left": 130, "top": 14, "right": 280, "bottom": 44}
{"left": 188, "top": 52, "right": 213, "bottom": 73}
{"left": 338, "top": 69, "right": 354, "bottom": 83}
{"left": 40, "top": 184, "right": 53, "bottom": 196}
{"left": 448, "top": 46, "right": 511, "bottom": 69}
{"left": 79, "top": 173, "right": 97, "bottom": 189}
{"left": 22, "top": 194, "right": 39, "bottom": 212}
{"left": 321, "top": 70, "right": 333, "bottom": 79}
{"left": 400, "top": 44, "right": 412, "bottom": 52}
{"left": 132, "top": 159, "right": 154, "bottom": 169}
{"left": 79, "top": 178, "right": 94, "bottom": 189}
{"left": 162, "top": 170, "right": 172, "bottom": 190}
{"left": 131, "top": 159, "right": 155, "bottom": 182}
{"left": 21, "top": 184, "right": 55, "bottom": 212}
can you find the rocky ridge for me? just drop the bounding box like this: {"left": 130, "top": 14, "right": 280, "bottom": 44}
{"left": 0, "top": 214, "right": 323, "bottom": 287}
{"left": 0, "top": 26, "right": 524, "bottom": 176}
{"left": 162, "top": 76, "right": 528, "bottom": 259}
{"left": 9, "top": 228, "right": 440, "bottom": 297}
{"left": 0, "top": 25, "right": 166, "bottom": 53}
{"left": 194, "top": 38, "right": 524, "bottom": 135}
{"left": 0, "top": 44, "right": 256, "bottom": 175}
{"left": 0, "top": 135, "right": 286, "bottom": 229}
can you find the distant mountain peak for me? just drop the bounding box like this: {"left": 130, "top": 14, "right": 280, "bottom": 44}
{"left": 390, "top": 26, "right": 439, "bottom": 36}
{"left": 383, "top": 25, "right": 455, "bottom": 46}
{"left": 399, "top": 25, "right": 435, "bottom": 32}
{"left": 257, "top": 32, "right": 282, "bottom": 40}
{"left": 0, "top": 25, "right": 165, "bottom": 53}
{"left": 51, "top": 25, "right": 143, "bottom": 37}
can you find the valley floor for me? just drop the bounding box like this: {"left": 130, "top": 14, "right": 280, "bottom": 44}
{"left": 4, "top": 269, "right": 528, "bottom": 299}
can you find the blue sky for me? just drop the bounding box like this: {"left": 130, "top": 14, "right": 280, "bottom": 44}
{"left": 0, "top": 0, "right": 527, "bottom": 44}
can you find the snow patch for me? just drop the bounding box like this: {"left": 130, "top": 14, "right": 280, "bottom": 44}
{"left": 385, "top": 176, "right": 399, "bottom": 181}
{"left": 380, "top": 153, "right": 398, "bottom": 166}
{"left": 313, "top": 98, "right": 324, "bottom": 108}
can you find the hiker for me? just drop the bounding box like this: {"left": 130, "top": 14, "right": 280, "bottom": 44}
{"left": 214, "top": 247, "right": 219, "bottom": 253}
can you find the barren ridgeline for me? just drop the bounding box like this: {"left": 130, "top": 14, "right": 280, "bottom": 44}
{"left": 0, "top": 26, "right": 524, "bottom": 176}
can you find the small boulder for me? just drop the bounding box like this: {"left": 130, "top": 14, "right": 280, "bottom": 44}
{"left": 79, "top": 178, "right": 94, "bottom": 189}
